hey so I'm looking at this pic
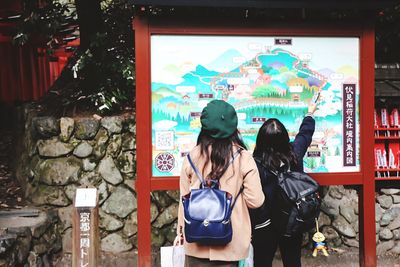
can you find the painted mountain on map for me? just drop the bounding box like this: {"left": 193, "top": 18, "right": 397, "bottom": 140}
{"left": 150, "top": 35, "right": 360, "bottom": 176}
{"left": 152, "top": 48, "right": 330, "bottom": 128}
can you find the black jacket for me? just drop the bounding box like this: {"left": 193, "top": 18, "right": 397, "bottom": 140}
{"left": 250, "top": 116, "right": 315, "bottom": 230}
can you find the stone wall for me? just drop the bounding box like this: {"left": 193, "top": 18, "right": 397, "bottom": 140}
{"left": 14, "top": 109, "right": 400, "bottom": 262}
{"left": 0, "top": 209, "right": 62, "bottom": 266}
{"left": 305, "top": 186, "right": 400, "bottom": 255}
{"left": 375, "top": 188, "right": 400, "bottom": 254}
{"left": 16, "top": 111, "right": 141, "bottom": 257}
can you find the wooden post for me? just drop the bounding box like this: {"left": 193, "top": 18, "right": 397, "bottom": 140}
{"left": 359, "top": 23, "right": 376, "bottom": 267}
{"left": 134, "top": 13, "right": 153, "bottom": 267}
{"left": 72, "top": 188, "right": 99, "bottom": 267}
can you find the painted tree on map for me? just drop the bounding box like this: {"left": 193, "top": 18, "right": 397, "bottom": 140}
{"left": 335, "top": 146, "right": 341, "bottom": 156}
{"left": 252, "top": 85, "right": 277, "bottom": 98}
{"left": 321, "top": 153, "right": 326, "bottom": 165}
{"left": 262, "top": 66, "right": 273, "bottom": 74}
{"left": 306, "top": 158, "right": 318, "bottom": 170}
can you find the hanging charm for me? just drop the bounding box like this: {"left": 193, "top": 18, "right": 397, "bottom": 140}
{"left": 312, "top": 218, "right": 329, "bottom": 257}
{"left": 72, "top": 64, "right": 78, "bottom": 79}
{"left": 72, "top": 58, "right": 81, "bottom": 79}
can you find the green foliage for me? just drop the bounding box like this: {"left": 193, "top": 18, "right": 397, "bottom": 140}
{"left": 76, "top": 0, "right": 135, "bottom": 113}
{"left": 14, "top": 0, "right": 135, "bottom": 115}
{"left": 69, "top": 0, "right": 135, "bottom": 114}
{"left": 14, "top": 0, "right": 75, "bottom": 48}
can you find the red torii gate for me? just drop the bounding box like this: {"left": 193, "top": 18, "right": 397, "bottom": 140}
{"left": 0, "top": 0, "right": 78, "bottom": 104}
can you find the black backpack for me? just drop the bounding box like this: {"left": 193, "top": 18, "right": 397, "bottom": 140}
{"left": 271, "top": 170, "right": 321, "bottom": 237}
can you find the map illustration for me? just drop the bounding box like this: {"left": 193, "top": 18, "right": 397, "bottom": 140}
{"left": 151, "top": 35, "right": 360, "bottom": 176}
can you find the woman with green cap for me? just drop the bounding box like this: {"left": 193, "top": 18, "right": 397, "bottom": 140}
{"left": 177, "top": 99, "right": 265, "bottom": 266}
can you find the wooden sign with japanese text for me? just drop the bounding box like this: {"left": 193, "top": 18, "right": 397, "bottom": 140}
{"left": 72, "top": 188, "right": 99, "bottom": 267}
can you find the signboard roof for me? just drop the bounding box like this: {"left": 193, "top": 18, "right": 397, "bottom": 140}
{"left": 131, "top": 0, "right": 398, "bottom": 9}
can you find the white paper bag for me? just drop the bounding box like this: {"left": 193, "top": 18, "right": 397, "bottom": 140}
{"left": 161, "top": 235, "right": 185, "bottom": 267}
{"left": 160, "top": 245, "right": 185, "bottom": 267}
{"left": 238, "top": 243, "right": 254, "bottom": 267}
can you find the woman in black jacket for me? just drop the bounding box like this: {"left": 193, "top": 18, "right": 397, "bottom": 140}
{"left": 251, "top": 101, "right": 317, "bottom": 267}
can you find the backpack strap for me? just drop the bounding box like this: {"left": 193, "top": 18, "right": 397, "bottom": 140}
{"left": 186, "top": 153, "right": 205, "bottom": 185}
{"left": 230, "top": 186, "right": 244, "bottom": 210}
{"left": 187, "top": 149, "right": 242, "bottom": 185}
{"left": 186, "top": 149, "right": 243, "bottom": 206}
{"left": 254, "top": 157, "right": 279, "bottom": 177}
{"left": 254, "top": 157, "right": 290, "bottom": 177}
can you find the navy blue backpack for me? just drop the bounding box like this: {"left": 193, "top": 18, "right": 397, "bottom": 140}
{"left": 182, "top": 150, "right": 242, "bottom": 246}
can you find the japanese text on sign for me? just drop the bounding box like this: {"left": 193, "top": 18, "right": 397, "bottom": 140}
{"left": 79, "top": 210, "right": 91, "bottom": 267}
{"left": 343, "top": 84, "right": 356, "bottom": 166}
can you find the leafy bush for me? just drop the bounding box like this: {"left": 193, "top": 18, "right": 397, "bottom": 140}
{"left": 14, "top": 0, "right": 135, "bottom": 116}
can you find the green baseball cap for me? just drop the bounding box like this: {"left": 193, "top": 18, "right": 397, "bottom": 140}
{"left": 200, "top": 100, "right": 238, "bottom": 139}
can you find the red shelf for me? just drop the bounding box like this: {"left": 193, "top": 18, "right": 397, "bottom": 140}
{"left": 375, "top": 177, "right": 400, "bottom": 181}
{"left": 375, "top": 127, "right": 400, "bottom": 131}
{"left": 375, "top": 123, "right": 400, "bottom": 179}
{"left": 375, "top": 168, "right": 400, "bottom": 171}
{"left": 375, "top": 169, "right": 400, "bottom": 180}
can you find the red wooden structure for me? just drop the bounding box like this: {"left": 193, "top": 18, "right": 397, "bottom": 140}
{"left": 0, "top": 0, "right": 78, "bottom": 104}
{"left": 134, "top": 10, "right": 376, "bottom": 267}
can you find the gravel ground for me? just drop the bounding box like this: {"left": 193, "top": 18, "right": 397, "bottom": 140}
{"left": 272, "top": 248, "right": 400, "bottom": 267}
{"left": 56, "top": 248, "right": 400, "bottom": 267}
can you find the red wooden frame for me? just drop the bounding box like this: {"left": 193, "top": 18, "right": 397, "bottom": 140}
{"left": 134, "top": 14, "right": 375, "bottom": 267}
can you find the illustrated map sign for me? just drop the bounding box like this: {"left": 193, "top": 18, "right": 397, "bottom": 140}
{"left": 151, "top": 35, "right": 360, "bottom": 176}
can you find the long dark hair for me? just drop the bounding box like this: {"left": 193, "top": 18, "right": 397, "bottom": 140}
{"left": 197, "top": 129, "right": 247, "bottom": 180}
{"left": 253, "top": 118, "right": 297, "bottom": 172}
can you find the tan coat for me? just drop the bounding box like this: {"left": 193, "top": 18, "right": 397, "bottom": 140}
{"left": 177, "top": 144, "right": 265, "bottom": 261}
